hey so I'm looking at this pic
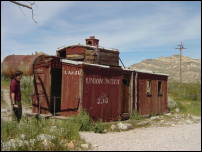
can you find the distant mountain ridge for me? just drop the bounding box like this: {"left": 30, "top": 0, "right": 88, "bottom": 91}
{"left": 129, "top": 55, "right": 201, "bottom": 83}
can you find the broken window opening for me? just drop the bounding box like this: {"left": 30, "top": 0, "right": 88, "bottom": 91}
{"left": 158, "top": 81, "right": 163, "bottom": 96}
{"left": 146, "top": 80, "right": 152, "bottom": 96}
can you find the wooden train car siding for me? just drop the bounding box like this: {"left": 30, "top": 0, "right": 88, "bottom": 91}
{"left": 59, "top": 63, "right": 82, "bottom": 116}
{"left": 31, "top": 57, "right": 168, "bottom": 121}
{"left": 56, "top": 36, "right": 119, "bottom": 67}
{"left": 32, "top": 56, "right": 62, "bottom": 115}
{"left": 135, "top": 71, "right": 168, "bottom": 115}
{"left": 82, "top": 65, "right": 123, "bottom": 121}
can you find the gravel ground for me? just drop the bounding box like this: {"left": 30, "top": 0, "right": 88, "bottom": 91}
{"left": 80, "top": 122, "right": 201, "bottom": 151}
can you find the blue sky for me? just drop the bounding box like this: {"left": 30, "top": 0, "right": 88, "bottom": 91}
{"left": 1, "top": 1, "right": 201, "bottom": 66}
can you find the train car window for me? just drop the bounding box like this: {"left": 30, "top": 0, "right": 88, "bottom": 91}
{"left": 146, "top": 80, "right": 152, "bottom": 96}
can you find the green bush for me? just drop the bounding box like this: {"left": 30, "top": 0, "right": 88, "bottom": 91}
{"left": 21, "top": 76, "right": 34, "bottom": 105}
{"left": 93, "top": 121, "right": 107, "bottom": 133}
{"left": 71, "top": 110, "right": 94, "bottom": 131}
{"left": 71, "top": 110, "right": 109, "bottom": 133}
{"left": 130, "top": 111, "right": 143, "bottom": 120}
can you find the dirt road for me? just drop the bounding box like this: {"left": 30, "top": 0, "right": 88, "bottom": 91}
{"left": 80, "top": 122, "right": 201, "bottom": 151}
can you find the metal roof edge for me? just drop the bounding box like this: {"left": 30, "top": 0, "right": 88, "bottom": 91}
{"left": 61, "top": 59, "right": 83, "bottom": 65}
{"left": 134, "top": 69, "right": 169, "bottom": 76}
{"left": 60, "top": 59, "right": 110, "bottom": 68}
{"left": 57, "top": 44, "right": 119, "bottom": 52}
{"left": 122, "top": 67, "right": 169, "bottom": 76}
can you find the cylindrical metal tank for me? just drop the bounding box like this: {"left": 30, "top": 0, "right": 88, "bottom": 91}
{"left": 2, "top": 55, "right": 45, "bottom": 77}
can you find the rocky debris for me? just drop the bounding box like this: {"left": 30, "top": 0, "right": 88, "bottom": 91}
{"left": 1, "top": 138, "right": 33, "bottom": 150}
{"left": 42, "top": 139, "right": 54, "bottom": 149}
{"left": 125, "top": 123, "right": 133, "bottom": 129}
{"left": 50, "top": 126, "right": 57, "bottom": 132}
{"left": 175, "top": 108, "right": 180, "bottom": 113}
{"left": 29, "top": 139, "right": 36, "bottom": 145}
{"left": 111, "top": 124, "right": 117, "bottom": 131}
{"left": 117, "top": 122, "right": 128, "bottom": 130}
{"left": 168, "top": 97, "right": 177, "bottom": 110}
{"left": 150, "top": 116, "right": 160, "bottom": 120}
{"left": 160, "top": 120, "right": 164, "bottom": 123}
{"left": 19, "top": 134, "right": 26, "bottom": 140}
{"left": 111, "top": 123, "right": 134, "bottom": 131}
{"left": 185, "top": 120, "right": 192, "bottom": 124}
{"left": 191, "top": 116, "right": 201, "bottom": 121}
{"left": 81, "top": 143, "right": 89, "bottom": 149}
{"left": 171, "top": 124, "right": 175, "bottom": 127}
{"left": 117, "top": 122, "right": 133, "bottom": 130}
{"left": 137, "top": 120, "right": 150, "bottom": 126}
{"left": 36, "top": 134, "right": 55, "bottom": 141}
{"left": 103, "top": 129, "right": 107, "bottom": 133}
{"left": 165, "top": 113, "right": 172, "bottom": 116}
{"left": 60, "top": 139, "right": 68, "bottom": 145}
{"left": 2, "top": 133, "right": 57, "bottom": 150}
{"left": 92, "top": 144, "right": 99, "bottom": 148}
{"left": 67, "top": 141, "right": 75, "bottom": 149}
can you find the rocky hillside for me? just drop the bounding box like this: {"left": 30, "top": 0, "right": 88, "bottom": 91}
{"left": 129, "top": 55, "right": 201, "bottom": 83}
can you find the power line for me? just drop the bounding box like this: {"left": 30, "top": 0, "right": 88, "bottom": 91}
{"left": 175, "top": 42, "right": 186, "bottom": 84}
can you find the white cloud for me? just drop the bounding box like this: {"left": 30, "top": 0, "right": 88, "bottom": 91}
{"left": 1, "top": 1, "right": 75, "bottom": 36}
{"left": 1, "top": 1, "right": 201, "bottom": 62}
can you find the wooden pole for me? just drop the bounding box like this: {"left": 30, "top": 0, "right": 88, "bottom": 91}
{"left": 175, "top": 42, "right": 186, "bottom": 84}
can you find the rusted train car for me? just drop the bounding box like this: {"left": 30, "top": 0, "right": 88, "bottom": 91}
{"left": 1, "top": 36, "right": 168, "bottom": 121}
{"left": 31, "top": 57, "right": 132, "bottom": 121}
{"left": 32, "top": 60, "right": 168, "bottom": 120}
{"left": 132, "top": 70, "right": 168, "bottom": 116}
{"left": 56, "top": 36, "right": 120, "bottom": 67}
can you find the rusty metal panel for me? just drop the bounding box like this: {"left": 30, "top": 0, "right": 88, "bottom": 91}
{"left": 60, "top": 63, "right": 81, "bottom": 116}
{"left": 57, "top": 46, "right": 119, "bottom": 67}
{"left": 32, "top": 56, "right": 61, "bottom": 115}
{"left": 2, "top": 55, "right": 45, "bottom": 77}
{"left": 82, "top": 65, "right": 123, "bottom": 122}
{"left": 66, "top": 47, "right": 86, "bottom": 55}
{"left": 33, "top": 66, "right": 51, "bottom": 114}
{"left": 121, "top": 71, "right": 132, "bottom": 114}
{"left": 136, "top": 72, "right": 168, "bottom": 115}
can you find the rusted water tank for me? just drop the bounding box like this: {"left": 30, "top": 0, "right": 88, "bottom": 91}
{"left": 2, "top": 55, "right": 45, "bottom": 77}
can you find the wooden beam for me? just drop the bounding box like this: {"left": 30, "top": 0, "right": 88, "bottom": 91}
{"left": 10, "top": 1, "right": 32, "bottom": 9}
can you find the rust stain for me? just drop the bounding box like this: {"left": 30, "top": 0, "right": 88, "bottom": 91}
{"left": 2, "top": 55, "right": 44, "bottom": 76}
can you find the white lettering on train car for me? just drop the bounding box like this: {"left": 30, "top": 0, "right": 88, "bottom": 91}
{"left": 64, "top": 70, "right": 81, "bottom": 75}
{"left": 97, "top": 94, "right": 109, "bottom": 105}
{"left": 85, "top": 77, "right": 120, "bottom": 85}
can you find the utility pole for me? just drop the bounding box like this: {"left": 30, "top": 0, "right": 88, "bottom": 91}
{"left": 175, "top": 42, "right": 186, "bottom": 84}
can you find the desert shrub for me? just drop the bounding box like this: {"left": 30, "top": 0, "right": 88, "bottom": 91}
{"left": 71, "top": 110, "right": 109, "bottom": 132}
{"left": 71, "top": 110, "right": 94, "bottom": 131}
{"left": 130, "top": 111, "right": 143, "bottom": 120}
{"left": 168, "top": 81, "right": 201, "bottom": 101}
{"left": 1, "top": 117, "right": 81, "bottom": 151}
{"left": 21, "top": 76, "right": 34, "bottom": 105}
{"left": 168, "top": 81, "right": 201, "bottom": 116}
{"left": 93, "top": 121, "right": 107, "bottom": 133}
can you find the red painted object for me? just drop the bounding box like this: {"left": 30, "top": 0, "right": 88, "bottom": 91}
{"left": 82, "top": 65, "right": 123, "bottom": 121}
{"left": 2, "top": 55, "right": 44, "bottom": 76}
{"left": 134, "top": 71, "right": 168, "bottom": 116}
{"left": 59, "top": 63, "right": 82, "bottom": 116}
{"left": 2, "top": 54, "right": 169, "bottom": 121}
